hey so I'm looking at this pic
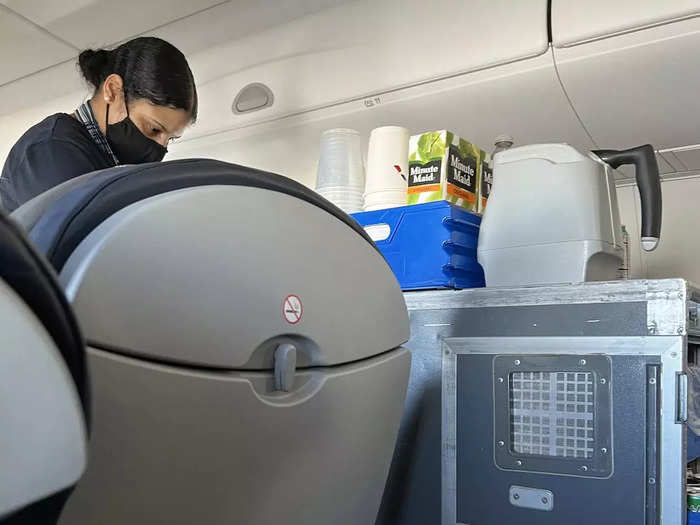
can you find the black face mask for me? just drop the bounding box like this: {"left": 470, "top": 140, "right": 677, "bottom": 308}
{"left": 105, "top": 102, "right": 167, "bottom": 165}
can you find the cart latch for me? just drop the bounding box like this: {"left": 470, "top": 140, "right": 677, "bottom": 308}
{"left": 677, "top": 372, "right": 688, "bottom": 424}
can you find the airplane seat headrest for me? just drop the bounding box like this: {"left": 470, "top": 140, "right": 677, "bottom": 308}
{"left": 0, "top": 212, "right": 88, "bottom": 524}
{"left": 0, "top": 212, "right": 88, "bottom": 417}
{"left": 12, "top": 158, "right": 376, "bottom": 273}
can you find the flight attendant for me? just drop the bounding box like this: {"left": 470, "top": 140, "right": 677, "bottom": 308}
{"left": 0, "top": 36, "right": 198, "bottom": 212}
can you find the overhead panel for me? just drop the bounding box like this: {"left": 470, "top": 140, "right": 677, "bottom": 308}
{"left": 554, "top": 16, "right": 700, "bottom": 153}
{"left": 0, "top": 0, "right": 223, "bottom": 49}
{"left": 0, "top": 61, "right": 86, "bottom": 117}
{"left": 0, "top": 0, "right": 346, "bottom": 117}
{"left": 148, "top": 0, "right": 348, "bottom": 59}
{"left": 170, "top": 53, "right": 595, "bottom": 189}
{"left": 668, "top": 145, "right": 700, "bottom": 171}
{"left": 190, "top": 0, "right": 550, "bottom": 139}
{"left": 0, "top": 5, "right": 76, "bottom": 85}
{"left": 552, "top": 0, "right": 700, "bottom": 46}
{"left": 664, "top": 152, "right": 688, "bottom": 172}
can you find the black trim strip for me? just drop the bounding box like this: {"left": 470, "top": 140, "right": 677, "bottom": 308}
{"left": 645, "top": 365, "right": 660, "bottom": 524}
{"left": 87, "top": 339, "right": 402, "bottom": 374}
{"left": 0, "top": 212, "right": 90, "bottom": 426}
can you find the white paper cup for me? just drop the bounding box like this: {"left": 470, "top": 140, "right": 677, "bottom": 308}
{"left": 364, "top": 188, "right": 408, "bottom": 199}
{"left": 363, "top": 189, "right": 406, "bottom": 211}
{"left": 363, "top": 202, "right": 405, "bottom": 212}
{"left": 365, "top": 126, "right": 410, "bottom": 194}
{"left": 364, "top": 188, "right": 406, "bottom": 204}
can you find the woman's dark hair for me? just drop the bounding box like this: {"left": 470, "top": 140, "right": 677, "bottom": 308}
{"left": 78, "top": 37, "right": 198, "bottom": 121}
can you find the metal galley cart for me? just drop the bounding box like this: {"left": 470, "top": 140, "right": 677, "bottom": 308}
{"left": 384, "top": 279, "right": 698, "bottom": 525}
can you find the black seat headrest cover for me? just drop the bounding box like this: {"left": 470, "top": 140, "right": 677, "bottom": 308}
{"left": 0, "top": 212, "right": 89, "bottom": 425}
{"left": 12, "top": 168, "right": 111, "bottom": 234}
{"left": 20, "top": 158, "right": 376, "bottom": 272}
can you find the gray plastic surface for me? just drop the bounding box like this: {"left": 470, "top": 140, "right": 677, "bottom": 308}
{"left": 59, "top": 346, "right": 410, "bottom": 525}
{"left": 274, "top": 343, "right": 297, "bottom": 392}
{"left": 59, "top": 185, "right": 409, "bottom": 369}
{"left": 233, "top": 82, "right": 274, "bottom": 113}
{"left": 509, "top": 485, "right": 554, "bottom": 512}
{"left": 0, "top": 280, "right": 87, "bottom": 518}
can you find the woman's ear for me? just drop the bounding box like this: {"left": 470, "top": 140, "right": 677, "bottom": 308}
{"left": 102, "top": 74, "right": 124, "bottom": 105}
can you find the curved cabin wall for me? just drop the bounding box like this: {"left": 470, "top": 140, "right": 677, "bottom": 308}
{"left": 168, "top": 52, "right": 596, "bottom": 187}
{"left": 168, "top": 0, "right": 598, "bottom": 187}
{"left": 551, "top": 0, "right": 700, "bottom": 46}
{"left": 185, "top": 0, "right": 550, "bottom": 139}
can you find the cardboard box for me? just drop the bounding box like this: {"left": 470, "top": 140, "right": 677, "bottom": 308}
{"left": 407, "top": 130, "right": 483, "bottom": 212}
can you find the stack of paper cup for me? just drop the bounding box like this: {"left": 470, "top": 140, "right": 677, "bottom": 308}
{"left": 364, "top": 126, "right": 410, "bottom": 211}
{"left": 315, "top": 128, "right": 365, "bottom": 213}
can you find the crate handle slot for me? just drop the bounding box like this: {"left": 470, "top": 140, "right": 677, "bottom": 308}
{"left": 363, "top": 223, "right": 392, "bottom": 242}
{"left": 442, "top": 241, "right": 477, "bottom": 257}
{"left": 442, "top": 216, "right": 480, "bottom": 233}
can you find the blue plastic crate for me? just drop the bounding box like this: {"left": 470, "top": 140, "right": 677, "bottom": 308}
{"left": 351, "top": 201, "right": 485, "bottom": 291}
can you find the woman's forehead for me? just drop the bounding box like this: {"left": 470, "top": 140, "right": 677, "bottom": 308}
{"left": 131, "top": 99, "right": 191, "bottom": 135}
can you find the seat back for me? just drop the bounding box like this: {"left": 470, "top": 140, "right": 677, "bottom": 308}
{"left": 0, "top": 212, "right": 88, "bottom": 524}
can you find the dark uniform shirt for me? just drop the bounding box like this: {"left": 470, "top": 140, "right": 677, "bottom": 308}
{"left": 0, "top": 113, "right": 114, "bottom": 212}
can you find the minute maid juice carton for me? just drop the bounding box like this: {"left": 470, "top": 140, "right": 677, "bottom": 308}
{"left": 408, "top": 131, "right": 482, "bottom": 212}
{"left": 478, "top": 149, "right": 493, "bottom": 213}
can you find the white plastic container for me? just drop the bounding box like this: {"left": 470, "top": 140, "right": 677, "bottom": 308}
{"left": 316, "top": 186, "right": 363, "bottom": 212}
{"left": 364, "top": 126, "right": 409, "bottom": 210}
{"left": 315, "top": 128, "right": 365, "bottom": 213}
{"left": 316, "top": 129, "right": 365, "bottom": 192}
{"left": 477, "top": 143, "right": 624, "bottom": 286}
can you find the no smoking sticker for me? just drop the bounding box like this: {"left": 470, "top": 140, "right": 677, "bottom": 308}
{"left": 283, "top": 295, "right": 303, "bottom": 324}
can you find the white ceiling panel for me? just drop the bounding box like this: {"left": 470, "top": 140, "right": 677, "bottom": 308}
{"left": 615, "top": 153, "right": 676, "bottom": 181}
{"left": 660, "top": 151, "right": 688, "bottom": 172}
{"left": 0, "top": 0, "right": 349, "bottom": 119}
{"left": 169, "top": 53, "right": 594, "bottom": 187}
{"left": 149, "top": 0, "right": 348, "bottom": 60}
{"left": 0, "top": 61, "right": 88, "bottom": 117}
{"left": 552, "top": 0, "right": 700, "bottom": 47}
{"left": 656, "top": 153, "right": 677, "bottom": 174}
{"left": 554, "top": 17, "right": 700, "bottom": 153}
{"left": 0, "top": 6, "right": 77, "bottom": 85}
{"left": 1, "top": 0, "right": 225, "bottom": 49}
{"left": 670, "top": 146, "right": 700, "bottom": 171}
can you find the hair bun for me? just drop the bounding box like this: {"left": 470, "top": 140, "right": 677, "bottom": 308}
{"left": 78, "top": 49, "right": 111, "bottom": 89}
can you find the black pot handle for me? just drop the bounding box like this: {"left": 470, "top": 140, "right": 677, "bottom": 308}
{"left": 592, "top": 144, "right": 662, "bottom": 251}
